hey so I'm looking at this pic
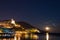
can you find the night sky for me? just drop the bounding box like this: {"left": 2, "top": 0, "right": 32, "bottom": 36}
{"left": 0, "top": 0, "right": 60, "bottom": 32}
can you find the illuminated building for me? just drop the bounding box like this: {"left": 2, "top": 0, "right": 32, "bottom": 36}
{"left": 0, "top": 19, "right": 40, "bottom": 40}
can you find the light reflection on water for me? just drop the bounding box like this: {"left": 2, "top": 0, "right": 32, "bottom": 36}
{"left": 38, "top": 33, "right": 60, "bottom": 40}
{"left": 0, "top": 33, "right": 60, "bottom": 40}
{"left": 46, "top": 33, "right": 49, "bottom": 40}
{"left": 38, "top": 33, "right": 49, "bottom": 40}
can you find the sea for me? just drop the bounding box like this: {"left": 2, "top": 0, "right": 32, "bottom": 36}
{"left": 38, "top": 34, "right": 60, "bottom": 40}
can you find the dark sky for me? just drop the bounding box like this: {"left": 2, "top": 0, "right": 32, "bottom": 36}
{"left": 0, "top": 0, "right": 60, "bottom": 32}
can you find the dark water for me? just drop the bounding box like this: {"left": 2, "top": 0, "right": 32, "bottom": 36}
{"left": 38, "top": 35, "right": 60, "bottom": 40}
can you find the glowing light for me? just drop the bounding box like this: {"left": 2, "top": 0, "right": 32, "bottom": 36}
{"left": 14, "top": 24, "right": 21, "bottom": 27}
{"left": 18, "top": 37, "right": 21, "bottom": 40}
{"left": 0, "top": 30, "right": 2, "bottom": 33}
{"left": 30, "top": 29, "right": 40, "bottom": 33}
{"left": 24, "top": 34, "right": 29, "bottom": 39}
{"left": 46, "top": 33, "right": 49, "bottom": 40}
{"left": 32, "top": 35, "right": 39, "bottom": 39}
{"left": 11, "top": 19, "right": 21, "bottom": 27}
{"left": 3, "top": 38, "right": 6, "bottom": 40}
{"left": 45, "top": 27, "right": 50, "bottom": 31}
{"left": 14, "top": 36, "right": 17, "bottom": 40}
{"left": 11, "top": 19, "right": 15, "bottom": 24}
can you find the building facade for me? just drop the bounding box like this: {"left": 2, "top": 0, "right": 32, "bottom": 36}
{"left": 0, "top": 19, "right": 40, "bottom": 40}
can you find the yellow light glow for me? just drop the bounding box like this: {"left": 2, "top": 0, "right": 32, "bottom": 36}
{"left": 0, "top": 30, "right": 2, "bottom": 33}
{"left": 18, "top": 36, "right": 21, "bottom": 40}
{"left": 14, "top": 24, "right": 20, "bottom": 27}
{"left": 32, "top": 35, "right": 39, "bottom": 39}
{"left": 3, "top": 38, "right": 6, "bottom": 40}
{"left": 35, "top": 29, "right": 40, "bottom": 33}
{"left": 24, "top": 34, "right": 29, "bottom": 38}
{"left": 14, "top": 36, "right": 17, "bottom": 40}
{"left": 30, "top": 29, "right": 40, "bottom": 33}
{"left": 46, "top": 33, "right": 49, "bottom": 40}
{"left": 22, "top": 31, "right": 27, "bottom": 34}
{"left": 45, "top": 27, "right": 50, "bottom": 31}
